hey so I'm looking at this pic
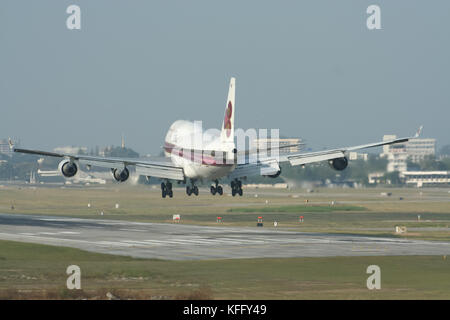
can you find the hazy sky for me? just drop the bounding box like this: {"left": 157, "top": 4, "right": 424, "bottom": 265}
{"left": 1, "top": 1, "right": 449, "bottom": 155}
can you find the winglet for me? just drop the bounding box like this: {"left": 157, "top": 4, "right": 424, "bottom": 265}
{"left": 414, "top": 125, "right": 423, "bottom": 138}
{"left": 8, "top": 138, "right": 14, "bottom": 151}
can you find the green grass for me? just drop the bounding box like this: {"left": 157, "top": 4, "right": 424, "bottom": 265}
{"left": 227, "top": 204, "right": 367, "bottom": 213}
{"left": 1, "top": 240, "right": 450, "bottom": 299}
{"left": 0, "top": 185, "right": 449, "bottom": 240}
{"left": 1, "top": 186, "right": 449, "bottom": 298}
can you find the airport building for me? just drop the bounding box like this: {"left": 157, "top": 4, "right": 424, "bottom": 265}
{"left": 0, "top": 139, "right": 12, "bottom": 155}
{"left": 368, "top": 170, "right": 450, "bottom": 187}
{"left": 348, "top": 152, "right": 368, "bottom": 161}
{"left": 380, "top": 135, "right": 436, "bottom": 172}
{"left": 53, "top": 146, "right": 88, "bottom": 154}
{"left": 406, "top": 138, "right": 436, "bottom": 162}
{"left": 402, "top": 171, "right": 450, "bottom": 187}
{"left": 368, "top": 172, "right": 385, "bottom": 184}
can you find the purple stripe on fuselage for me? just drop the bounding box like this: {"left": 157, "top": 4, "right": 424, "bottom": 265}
{"left": 163, "top": 142, "right": 233, "bottom": 167}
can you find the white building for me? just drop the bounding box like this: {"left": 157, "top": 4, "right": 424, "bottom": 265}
{"left": 349, "top": 152, "right": 368, "bottom": 161}
{"left": 0, "top": 139, "right": 12, "bottom": 155}
{"left": 406, "top": 138, "right": 436, "bottom": 162}
{"left": 402, "top": 171, "right": 450, "bottom": 187}
{"left": 368, "top": 172, "right": 385, "bottom": 184}
{"left": 380, "top": 135, "right": 436, "bottom": 172}
{"left": 53, "top": 146, "right": 88, "bottom": 154}
{"left": 380, "top": 135, "right": 408, "bottom": 172}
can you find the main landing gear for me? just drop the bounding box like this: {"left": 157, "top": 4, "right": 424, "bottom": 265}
{"left": 210, "top": 180, "right": 223, "bottom": 196}
{"left": 186, "top": 180, "right": 199, "bottom": 196}
{"left": 231, "top": 179, "right": 243, "bottom": 197}
{"left": 161, "top": 181, "right": 173, "bottom": 198}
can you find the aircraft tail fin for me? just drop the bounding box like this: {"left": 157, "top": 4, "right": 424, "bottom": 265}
{"left": 414, "top": 125, "right": 424, "bottom": 138}
{"left": 220, "top": 77, "right": 235, "bottom": 148}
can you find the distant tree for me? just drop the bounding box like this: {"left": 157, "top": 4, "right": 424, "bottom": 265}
{"left": 0, "top": 162, "right": 13, "bottom": 180}
{"left": 104, "top": 146, "right": 139, "bottom": 158}
{"left": 366, "top": 154, "right": 388, "bottom": 172}
{"left": 441, "top": 158, "right": 450, "bottom": 170}
{"left": 383, "top": 171, "right": 401, "bottom": 185}
{"left": 39, "top": 156, "right": 60, "bottom": 169}
{"left": 406, "top": 157, "right": 421, "bottom": 171}
{"left": 418, "top": 155, "right": 447, "bottom": 171}
{"left": 439, "top": 144, "right": 450, "bottom": 157}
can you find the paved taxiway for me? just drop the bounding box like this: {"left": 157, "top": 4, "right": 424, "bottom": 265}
{"left": 0, "top": 213, "right": 449, "bottom": 260}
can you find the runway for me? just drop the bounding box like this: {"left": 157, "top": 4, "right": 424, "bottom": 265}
{"left": 0, "top": 213, "right": 449, "bottom": 260}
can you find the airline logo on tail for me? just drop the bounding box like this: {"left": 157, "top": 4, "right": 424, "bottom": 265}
{"left": 221, "top": 77, "right": 235, "bottom": 145}
{"left": 224, "top": 101, "right": 233, "bottom": 137}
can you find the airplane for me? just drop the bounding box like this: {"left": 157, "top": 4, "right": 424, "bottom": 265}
{"left": 10, "top": 77, "right": 422, "bottom": 198}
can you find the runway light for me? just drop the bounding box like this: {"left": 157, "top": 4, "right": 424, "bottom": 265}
{"left": 217, "top": 217, "right": 222, "bottom": 223}
{"left": 299, "top": 216, "right": 304, "bottom": 223}
{"left": 115, "top": 203, "right": 119, "bottom": 209}
{"left": 257, "top": 216, "right": 263, "bottom": 227}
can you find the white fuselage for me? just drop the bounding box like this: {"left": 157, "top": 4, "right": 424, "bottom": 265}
{"left": 164, "top": 120, "right": 235, "bottom": 180}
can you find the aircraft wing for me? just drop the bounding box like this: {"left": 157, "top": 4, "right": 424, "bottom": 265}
{"left": 11, "top": 147, "right": 185, "bottom": 181}
{"left": 229, "top": 127, "right": 422, "bottom": 179}
{"left": 281, "top": 128, "right": 421, "bottom": 166}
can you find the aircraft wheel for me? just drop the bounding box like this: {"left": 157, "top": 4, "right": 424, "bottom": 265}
{"left": 238, "top": 188, "right": 243, "bottom": 196}
{"left": 210, "top": 186, "right": 216, "bottom": 195}
{"left": 232, "top": 188, "right": 236, "bottom": 197}
{"left": 161, "top": 182, "right": 167, "bottom": 198}
{"left": 186, "top": 186, "right": 192, "bottom": 196}
{"left": 217, "top": 186, "right": 223, "bottom": 195}
{"left": 168, "top": 189, "right": 173, "bottom": 198}
{"left": 193, "top": 186, "right": 199, "bottom": 196}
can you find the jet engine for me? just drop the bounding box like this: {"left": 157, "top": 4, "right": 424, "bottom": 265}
{"left": 58, "top": 160, "right": 78, "bottom": 177}
{"left": 329, "top": 157, "right": 348, "bottom": 171}
{"left": 112, "top": 167, "right": 130, "bottom": 182}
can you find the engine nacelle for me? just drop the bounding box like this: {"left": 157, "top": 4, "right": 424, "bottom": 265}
{"left": 329, "top": 157, "right": 348, "bottom": 171}
{"left": 265, "top": 168, "right": 281, "bottom": 178}
{"left": 58, "top": 160, "right": 78, "bottom": 177}
{"left": 112, "top": 167, "right": 130, "bottom": 182}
